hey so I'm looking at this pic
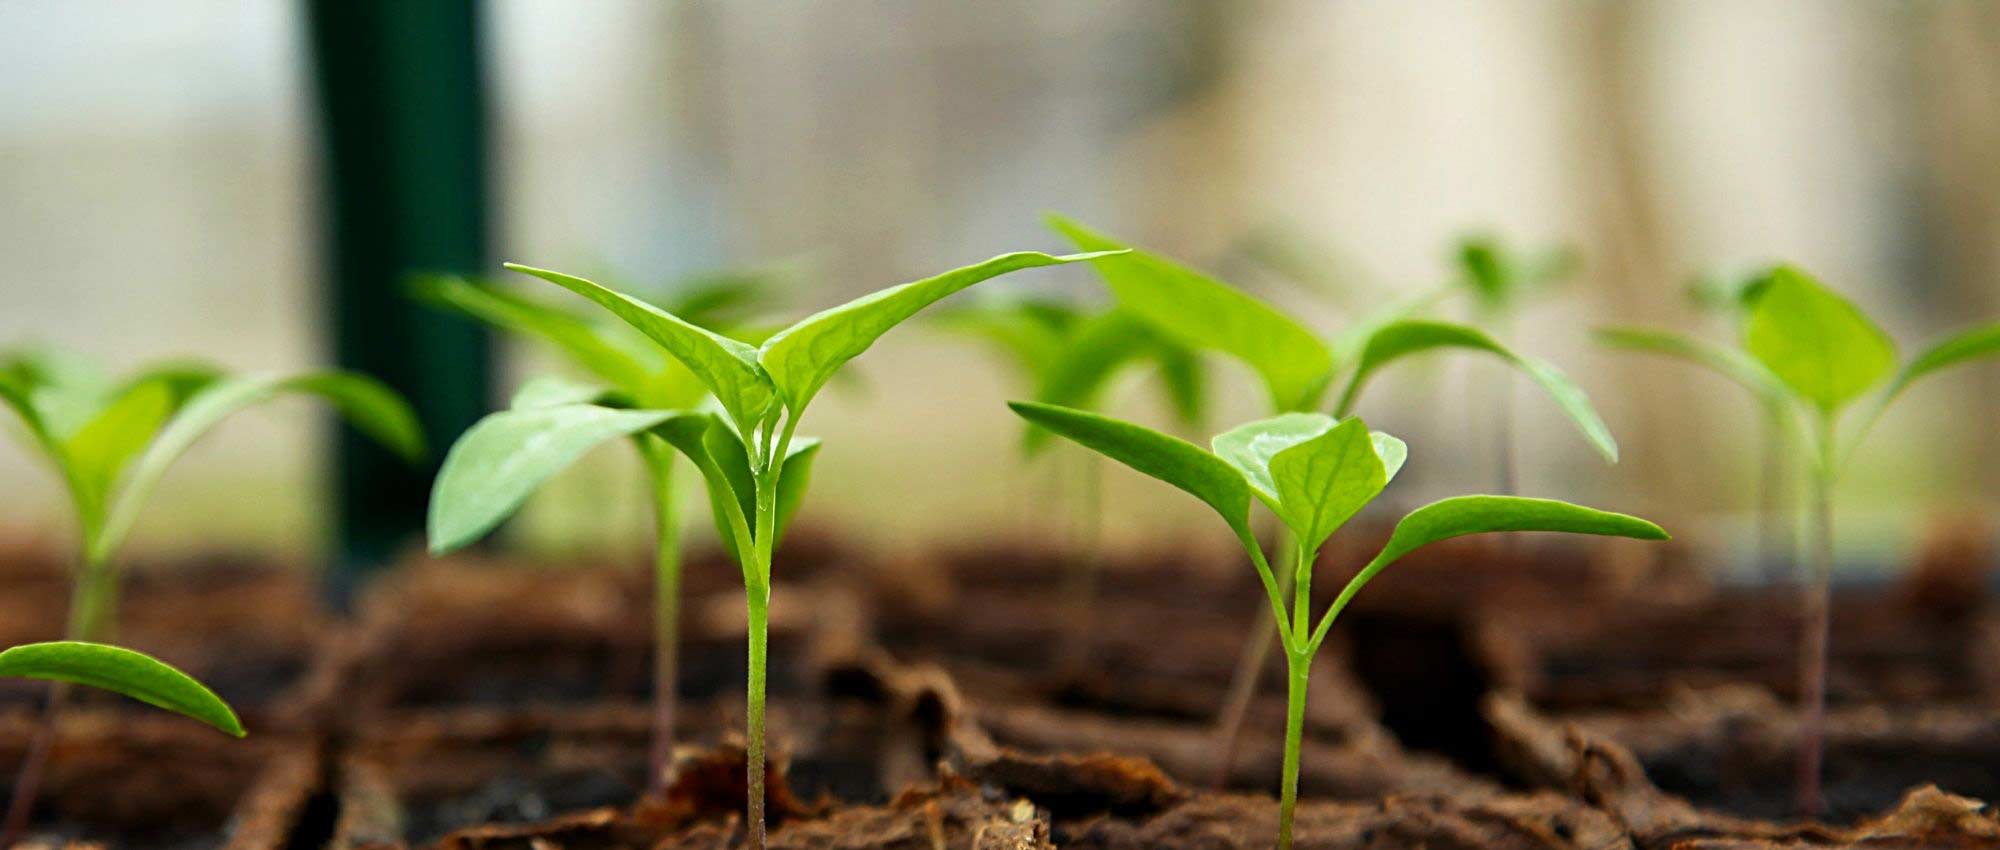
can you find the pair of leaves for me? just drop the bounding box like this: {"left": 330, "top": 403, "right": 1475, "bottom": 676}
{"left": 1008, "top": 401, "right": 1666, "bottom": 652}
{"left": 514, "top": 251, "right": 1114, "bottom": 440}
{"left": 0, "top": 355, "right": 423, "bottom": 568}
{"left": 0, "top": 641, "right": 243, "bottom": 737}
{"left": 1045, "top": 218, "right": 1619, "bottom": 464}
{"left": 428, "top": 386, "right": 818, "bottom": 580}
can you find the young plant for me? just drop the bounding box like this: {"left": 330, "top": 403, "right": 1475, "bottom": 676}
{"left": 430, "top": 250, "right": 1109, "bottom": 850}
{"left": 1043, "top": 216, "right": 1621, "bottom": 782}
{"left": 0, "top": 350, "right": 418, "bottom": 838}
{"left": 416, "top": 269, "right": 776, "bottom": 794}
{"left": 1598, "top": 271, "right": 1797, "bottom": 581}
{"left": 1711, "top": 265, "right": 1999, "bottom": 813}
{"left": 1011, "top": 401, "right": 1665, "bottom": 850}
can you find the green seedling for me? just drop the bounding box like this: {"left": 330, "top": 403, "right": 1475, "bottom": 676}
{"left": 1011, "top": 401, "right": 1665, "bottom": 850}
{"left": 431, "top": 250, "right": 1109, "bottom": 850}
{"left": 1599, "top": 269, "right": 1795, "bottom": 581}
{"left": 0, "top": 350, "right": 418, "bottom": 840}
{"left": 935, "top": 297, "right": 1206, "bottom": 669}
{"left": 1629, "top": 265, "right": 1997, "bottom": 814}
{"left": 1044, "top": 216, "right": 1620, "bottom": 784}
{"left": 1453, "top": 234, "right": 1581, "bottom": 494}
{"left": 416, "top": 269, "right": 778, "bottom": 794}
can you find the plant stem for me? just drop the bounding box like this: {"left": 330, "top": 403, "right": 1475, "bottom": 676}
{"left": 1055, "top": 448, "right": 1104, "bottom": 676}
{"left": 642, "top": 442, "right": 682, "bottom": 797}
{"left": 744, "top": 586, "right": 770, "bottom": 849}
{"left": 1794, "top": 413, "right": 1836, "bottom": 816}
{"left": 1277, "top": 652, "right": 1308, "bottom": 850}
{"left": 1757, "top": 413, "right": 1792, "bottom": 584}
{"left": 1276, "top": 537, "right": 1314, "bottom": 850}
{"left": 1210, "top": 537, "right": 1295, "bottom": 788}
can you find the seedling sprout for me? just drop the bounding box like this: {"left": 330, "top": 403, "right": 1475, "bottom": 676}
{"left": 0, "top": 351, "right": 420, "bottom": 840}
{"left": 1011, "top": 401, "right": 1665, "bottom": 850}
{"left": 430, "top": 249, "right": 1110, "bottom": 850}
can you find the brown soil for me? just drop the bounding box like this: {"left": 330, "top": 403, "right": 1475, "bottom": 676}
{"left": 0, "top": 712, "right": 316, "bottom": 850}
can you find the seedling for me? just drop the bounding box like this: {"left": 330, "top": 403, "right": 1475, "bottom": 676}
{"left": 935, "top": 297, "right": 1206, "bottom": 668}
{"left": 1011, "top": 401, "right": 1665, "bottom": 850}
{"left": 1598, "top": 271, "right": 1796, "bottom": 581}
{"left": 429, "top": 250, "right": 1108, "bottom": 849}
{"left": 1453, "top": 234, "right": 1580, "bottom": 493}
{"left": 0, "top": 350, "right": 418, "bottom": 839}
{"left": 417, "top": 269, "right": 780, "bottom": 793}
{"left": 1619, "top": 265, "right": 1998, "bottom": 813}
{"left": 1044, "top": 216, "right": 1622, "bottom": 782}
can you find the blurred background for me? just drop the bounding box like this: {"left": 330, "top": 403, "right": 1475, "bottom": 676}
{"left": 1, "top": 1, "right": 1995, "bottom": 582}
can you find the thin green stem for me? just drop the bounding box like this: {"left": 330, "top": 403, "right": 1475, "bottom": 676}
{"left": 642, "top": 443, "right": 682, "bottom": 796}
{"left": 1277, "top": 652, "right": 1309, "bottom": 850}
{"left": 68, "top": 552, "right": 118, "bottom": 643}
{"left": 1795, "top": 411, "right": 1837, "bottom": 815}
{"left": 1056, "top": 449, "right": 1104, "bottom": 674}
{"left": 744, "top": 584, "right": 770, "bottom": 850}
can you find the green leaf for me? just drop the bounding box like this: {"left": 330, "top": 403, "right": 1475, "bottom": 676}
{"left": 1744, "top": 266, "right": 1895, "bottom": 415}
{"left": 93, "top": 372, "right": 424, "bottom": 564}
{"left": 412, "top": 274, "right": 663, "bottom": 395}
{"left": 1009, "top": 401, "right": 1253, "bottom": 539}
{"left": 1336, "top": 320, "right": 1618, "bottom": 463}
{"left": 759, "top": 251, "right": 1112, "bottom": 414}
{"left": 62, "top": 380, "right": 182, "bottom": 525}
{"left": 1457, "top": 236, "right": 1576, "bottom": 309}
{"left": 1305, "top": 495, "right": 1665, "bottom": 653}
{"left": 1881, "top": 322, "right": 2000, "bottom": 408}
{"left": 1048, "top": 215, "right": 1335, "bottom": 412}
{"left": 1268, "top": 418, "right": 1392, "bottom": 550}
{"left": 1375, "top": 495, "right": 1667, "bottom": 569}
{"left": 0, "top": 641, "right": 243, "bottom": 737}
{"left": 428, "top": 404, "right": 695, "bottom": 554}
{"left": 509, "top": 263, "right": 777, "bottom": 431}
{"left": 1211, "top": 413, "right": 1337, "bottom": 507}
{"left": 1594, "top": 327, "right": 1789, "bottom": 416}
{"left": 0, "top": 370, "right": 61, "bottom": 464}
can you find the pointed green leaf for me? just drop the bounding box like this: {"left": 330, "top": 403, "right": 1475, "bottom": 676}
{"left": 759, "top": 251, "right": 1112, "bottom": 414}
{"left": 1882, "top": 322, "right": 2000, "bottom": 407}
{"left": 0, "top": 641, "right": 243, "bottom": 737}
{"left": 412, "top": 274, "right": 663, "bottom": 395}
{"left": 1595, "top": 327, "right": 1789, "bottom": 415}
{"left": 1744, "top": 266, "right": 1895, "bottom": 414}
{"left": 1009, "top": 401, "right": 1252, "bottom": 538}
{"left": 1337, "top": 320, "right": 1618, "bottom": 462}
{"left": 1022, "top": 311, "right": 1160, "bottom": 453}
{"left": 1048, "top": 215, "right": 1335, "bottom": 412}
{"left": 1374, "top": 495, "right": 1667, "bottom": 569}
{"left": 428, "top": 404, "right": 696, "bottom": 554}
{"left": 0, "top": 371, "right": 60, "bottom": 464}
{"left": 510, "top": 263, "right": 776, "bottom": 431}
{"left": 62, "top": 380, "right": 178, "bottom": 528}
{"left": 1268, "top": 418, "right": 1391, "bottom": 550}
{"left": 94, "top": 372, "right": 423, "bottom": 564}
{"left": 657, "top": 414, "right": 818, "bottom": 568}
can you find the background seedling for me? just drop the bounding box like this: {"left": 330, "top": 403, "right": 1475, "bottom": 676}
{"left": 1011, "top": 401, "right": 1665, "bottom": 850}
{"left": 0, "top": 351, "right": 417, "bottom": 841}
{"left": 1043, "top": 216, "right": 1620, "bottom": 784}
{"left": 453, "top": 250, "right": 1107, "bottom": 850}
{"left": 934, "top": 296, "right": 1206, "bottom": 670}
{"left": 417, "top": 267, "right": 780, "bottom": 793}
{"left": 1598, "top": 269, "right": 1796, "bottom": 582}
{"left": 1720, "top": 265, "right": 2000, "bottom": 814}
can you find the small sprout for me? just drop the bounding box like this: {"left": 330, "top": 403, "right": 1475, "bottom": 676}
{"left": 1043, "top": 216, "right": 1621, "bottom": 783}
{"left": 1610, "top": 264, "right": 2000, "bottom": 814}
{"left": 0, "top": 641, "right": 243, "bottom": 738}
{"left": 417, "top": 269, "right": 775, "bottom": 794}
{"left": 1010, "top": 401, "right": 1665, "bottom": 850}
{"left": 485, "top": 249, "right": 1111, "bottom": 850}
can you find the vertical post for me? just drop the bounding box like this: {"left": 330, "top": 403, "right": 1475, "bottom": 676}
{"left": 304, "top": 0, "right": 494, "bottom": 606}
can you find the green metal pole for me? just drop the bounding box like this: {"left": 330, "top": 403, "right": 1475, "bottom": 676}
{"left": 304, "top": 0, "right": 494, "bottom": 606}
